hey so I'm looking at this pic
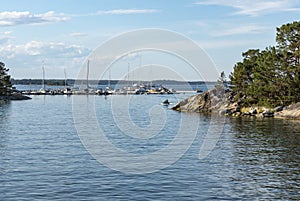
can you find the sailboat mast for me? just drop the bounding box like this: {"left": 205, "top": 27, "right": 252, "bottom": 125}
{"left": 64, "top": 68, "right": 67, "bottom": 88}
{"left": 127, "top": 62, "right": 130, "bottom": 87}
{"left": 86, "top": 60, "right": 89, "bottom": 89}
{"left": 42, "top": 63, "right": 45, "bottom": 90}
{"left": 138, "top": 54, "right": 141, "bottom": 86}
{"left": 108, "top": 68, "right": 111, "bottom": 87}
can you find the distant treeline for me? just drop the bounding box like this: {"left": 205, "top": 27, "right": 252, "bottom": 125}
{"left": 11, "top": 79, "right": 210, "bottom": 86}
{"left": 12, "top": 79, "right": 72, "bottom": 86}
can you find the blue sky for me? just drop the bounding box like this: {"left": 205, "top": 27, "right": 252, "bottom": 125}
{"left": 1, "top": 0, "right": 300, "bottom": 81}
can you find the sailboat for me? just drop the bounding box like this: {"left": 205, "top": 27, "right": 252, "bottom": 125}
{"left": 39, "top": 64, "right": 47, "bottom": 94}
{"left": 81, "top": 60, "right": 96, "bottom": 94}
{"left": 84, "top": 60, "right": 90, "bottom": 93}
{"left": 63, "top": 68, "right": 72, "bottom": 95}
{"left": 104, "top": 68, "right": 114, "bottom": 95}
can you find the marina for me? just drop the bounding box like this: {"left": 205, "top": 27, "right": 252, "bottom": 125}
{"left": 15, "top": 61, "right": 208, "bottom": 96}
{"left": 18, "top": 83, "right": 202, "bottom": 96}
{"left": 19, "top": 86, "right": 183, "bottom": 96}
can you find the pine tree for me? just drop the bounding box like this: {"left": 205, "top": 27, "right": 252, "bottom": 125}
{"left": 229, "top": 49, "right": 259, "bottom": 103}
{"left": 0, "top": 61, "right": 13, "bottom": 96}
{"left": 276, "top": 21, "right": 300, "bottom": 103}
{"left": 230, "top": 21, "right": 300, "bottom": 107}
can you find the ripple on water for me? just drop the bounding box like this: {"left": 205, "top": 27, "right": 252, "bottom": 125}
{"left": 0, "top": 96, "right": 300, "bottom": 200}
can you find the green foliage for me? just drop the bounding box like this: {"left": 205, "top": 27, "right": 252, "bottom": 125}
{"left": 217, "top": 71, "right": 226, "bottom": 84}
{"left": 230, "top": 21, "right": 300, "bottom": 107}
{"left": 0, "top": 61, "right": 13, "bottom": 96}
{"left": 216, "top": 71, "right": 227, "bottom": 89}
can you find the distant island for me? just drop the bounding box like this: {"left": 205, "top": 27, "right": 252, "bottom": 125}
{"left": 172, "top": 21, "right": 300, "bottom": 119}
{"left": 11, "top": 78, "right": 211, "bottom": 86}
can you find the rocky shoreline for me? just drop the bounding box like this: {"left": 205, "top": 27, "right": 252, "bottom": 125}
{"left": 0, "top": 93, "right": 31, "bottom": 101}
{"left": 172, "top": 87, "right": 300, "bottom": 119}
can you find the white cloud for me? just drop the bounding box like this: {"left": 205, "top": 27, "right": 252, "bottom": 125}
{"left": 0, "top": 41, "right": 90, "bottom": 59}
{"left": 69, "top": 32, "right": 88, "bottom": 37}
{"left": 198, "top": 39, "right": 258, "bottom": 49}
{"left": 0, "top": 36, "right": 11, "bottom": 45}
{"left": 0, "top": 31, "right": 14, "bottom": 45}
{"left": 212, "top": 24, "right": 268, "bottom": 36}
{"left": 284, "top": 7, "right": 300, "bottom": 12}
{"left": 194, "top": 0, "right": 300, "bottom": 16}
{"left": 1, "top": 41, "right": 91, "bottom": 78}
{"left": 0, "top": 11, "right": 69, "bottom": 26}
{"left": 96, "top": 9, "right": 159, "bottom": 15}
{"left": 4, "top": 31, "right": 12, "bottom": 35}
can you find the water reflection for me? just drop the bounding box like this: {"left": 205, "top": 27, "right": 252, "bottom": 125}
{"left": 228, "top": 117, "right": 300, "bottom": 200}
{"left": 0, "top": 101, "right": 11, "bottom": 174}
{"left": 1, "top": 95, "right": 300, "bottom": 200}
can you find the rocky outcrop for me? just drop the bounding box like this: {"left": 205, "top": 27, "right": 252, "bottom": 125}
{"left": 172, "top": 87, "right": 233, "bottom": 113}
{"left": 0, "top": 93, "right": 31, "bottom": 101}
{"left": 275, "top": 103, "right": 300, "bottom": 119}
{"left": 172, "top": 87, "right": 300, "bottom": 119}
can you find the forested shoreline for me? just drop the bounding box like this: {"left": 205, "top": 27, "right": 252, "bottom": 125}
{"left": 0, "top": 62, "right": 30, "bottom": 100}
{"left": 229, "top": 21, "right": 300, "bottom": 107}
{"left": 0, "top": 61, "right": 13, "bottom": 96}
{"left": 173, "top": 21, "right": 300, "bottom": 119}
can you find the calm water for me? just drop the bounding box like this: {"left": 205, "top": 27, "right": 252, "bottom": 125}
{"left": 0, "top": 95, "right": 300, "bottom": 200}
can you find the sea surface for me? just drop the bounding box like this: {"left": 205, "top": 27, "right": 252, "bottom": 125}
{"left": 0, "top": 89, "right": 300, "bottom": 200}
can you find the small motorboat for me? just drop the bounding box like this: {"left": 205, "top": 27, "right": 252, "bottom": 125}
{"left": 196, "top": 89, "right": 203, "bottom": 93}
{"left": 162, "top": 99, "right": 170, "bottom": 106}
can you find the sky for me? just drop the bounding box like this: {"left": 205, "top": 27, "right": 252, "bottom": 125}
{"left": 1, "top": 0, "right": 300, "bottom": 81}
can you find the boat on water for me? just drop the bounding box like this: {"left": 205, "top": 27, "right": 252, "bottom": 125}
{"left": 162, "top": 99, "right": 170, "bottom": 106}
{"left": 104, "top": 87, "right": 114, "bottom": 95}
{"left": 96, "top": 87, "right": 114, "bottom": 95}
{"left": 135, "top": 88, "right": 148, "bottom": 94}
{"left": 40, "top": 64, "right": 47, "bottom": 94}
{"left": 63, "top": 88, "right": 72, "bottom": 95}
{"left": 196, "top": 89, "right": 203, "bottom": 93}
